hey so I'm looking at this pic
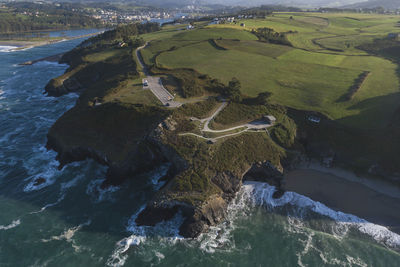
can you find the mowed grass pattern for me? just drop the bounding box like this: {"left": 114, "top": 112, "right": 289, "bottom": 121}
{"left": 141, "top": 13, "right": 400, "bottom": 129}
{"left": 158, "top": 41, "right": 363, "bottom": 120}
{"left": 157, "top": 39, "right": 398, "bottom": 128}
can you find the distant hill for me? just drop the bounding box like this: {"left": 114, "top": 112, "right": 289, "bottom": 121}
{"left": 344, "top": 0, "right": 400, "bottom": 10}
{"left": 13, "top": 0, "right": 367, "bottom": 8}
{"left": 139, "top": 0, "right": 367, "bottom": 8}
{"left": 202, "top": 0, "right": 365, "bottom": 8}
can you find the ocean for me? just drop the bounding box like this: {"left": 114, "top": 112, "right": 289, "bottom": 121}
{"left": 0, "top": 31, "right": 399, "bottom": 267}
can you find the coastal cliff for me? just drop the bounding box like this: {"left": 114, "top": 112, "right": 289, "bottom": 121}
{"left": 46, "top": 98, "right": 287, "bottom": 237}
{"left": 44, "top": 23, "right": 400, "bottom": 239}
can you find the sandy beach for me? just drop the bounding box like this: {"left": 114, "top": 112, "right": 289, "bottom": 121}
{"left": 285, "top": 166, "right": 400, "bottom": 234}
{"left": 0, "top": 40, "right": 64, "bottom": 51}
{"left": 0, "top": 31, "right": 102, "bottom": 51}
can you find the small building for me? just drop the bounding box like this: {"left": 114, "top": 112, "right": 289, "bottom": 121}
{"left": 240, "top": 23, "right": 245, "bottom": 27}
{"left": 187, "top": 24, "right": 194, "bottom": 30}
{"left": 117, "top": 42, "right": 127, "bottom": 48}
{"left": 307, "top": 115, "right": 321, "bottom": 124}
{"left": 264, "top": 115, "right": 276, "bottom": 124}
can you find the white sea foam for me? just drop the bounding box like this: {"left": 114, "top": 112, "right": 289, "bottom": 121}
{"left": 86, "top": 178, "right": 120, "bottom": 203}
{"left": 107, "top": 206, "right": 147, "bottom": 267}
{"left": 23, "top": 145, "right": 61, "bottom": 192}
{"left": 0, "top": 46, "right": 18, "bottom": 52}
{"left": 41, "top": 220, "right": 91, "bottom": 252}
{"left": 107, "top": 206, "right": 184, "bottom": 267}
{"left": 196, "top": 181, "right": 400, "bottom": 256}
{"left": 29, "top": 175, "right": 85, "bottom": 214}
{"left": 149, "top": 163, "right": 170, "bottom": 190}
{"left": 29, "top": 194, "right": 66, "bottom": 214}
{"left": 0, "top": 219, "right": 21, "bottom": 230}
{"left": 242, "top": 181, "right": 400, "bottom": 249}
{"left": 23, "top": 162, "right": 60, "bottom": 192}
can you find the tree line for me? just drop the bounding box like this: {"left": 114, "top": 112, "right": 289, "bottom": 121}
{"left": 0, "top": 11, "right": 102, "bottom": 34}
{"left": 251, "top": 27, "right": 292, "bottom": 46}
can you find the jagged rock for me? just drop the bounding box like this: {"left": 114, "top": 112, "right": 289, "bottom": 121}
{"left": 244, "top": 161, "right": 285, "bottom": 198}
{"left": 211, "top": 171, "right": 241, "bottom": 198}
{"left": 33, "top": 177, "right": 46, "bottom": 186}
{"left": 136, "top": 205, "right": 180, "bottom": 226}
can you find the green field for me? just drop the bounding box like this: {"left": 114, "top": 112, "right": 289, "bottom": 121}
{"left": 140, "top": 13, "right": 400, "bottom": 129}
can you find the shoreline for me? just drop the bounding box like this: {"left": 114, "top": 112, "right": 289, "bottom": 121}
{"left": 284, "top": 164, "right": 400, "bottom": 235}
{"left": 0, "top": 31, "right": 103, "bottom": 51}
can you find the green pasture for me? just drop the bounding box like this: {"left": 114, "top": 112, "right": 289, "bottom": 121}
{"left": 156, "top": 37, "right": 399, "bottom": 128}
{"left": 137, "top": 13, "right": 400, "bottom": 129}
{"left": 215, "top": 39, "right": 292, "bottom": 58}
{"left": 83, "top": 48, "right": 127, "bottom": 62}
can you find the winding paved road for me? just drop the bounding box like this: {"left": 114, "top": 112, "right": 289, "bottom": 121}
{"left": 136, "top": 44, "right": 181, "bottom": 108}
{"left": 183, "top": 102, "right": 274, "bottom": 142}
{"left": 192, "top": 102, "right": 272, "bottom": 133}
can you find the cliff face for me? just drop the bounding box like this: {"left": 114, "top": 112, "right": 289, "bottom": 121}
{"left": 47, "top": 101, "right": 287, "bottom": 237}
{"left": 133, "top": 116, "right": 286, "bottom": 238}
{"left": 47, "top": 102, "right": 171, "bottom": 185}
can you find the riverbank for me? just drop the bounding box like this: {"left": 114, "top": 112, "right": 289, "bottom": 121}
{"left": 284, "top": 164, "right": 400, "bottom": 235}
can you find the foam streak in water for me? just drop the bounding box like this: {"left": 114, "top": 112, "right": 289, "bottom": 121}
{"left": 0, "top": 219, "right": 21, "bottom": 230}
{"left": 41, "top": 220, "right": 91, "bottom": 252}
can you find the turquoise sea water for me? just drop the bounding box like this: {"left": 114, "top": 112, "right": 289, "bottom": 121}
{"left": 0, "top": 33, "right": 399, "bottom": 266}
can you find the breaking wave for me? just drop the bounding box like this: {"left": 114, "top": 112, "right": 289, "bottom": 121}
{"left": 0, "top": 46, "right": 19, "bottom": 53}
{"left": 242, "top": 182, "right": 400, "bottom": 249}
{"left": 107, "top": 206, "right": 184, "bottom": 267}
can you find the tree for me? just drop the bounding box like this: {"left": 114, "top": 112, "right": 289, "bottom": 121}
{"left": 256, "top": 92, "right": 272, "bottom": 105}
{"left": 225, "top": 77, "right": 242, "bottom": 103}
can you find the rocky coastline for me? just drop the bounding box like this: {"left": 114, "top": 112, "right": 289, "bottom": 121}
{"left": 43, "top": 26, "right": 400, "bottom": 239}
{"left": 46, "top": 105, "right": 287, "bottom": 237}
{"left": 43, "top": 39, "right": 290, "bottom": 237}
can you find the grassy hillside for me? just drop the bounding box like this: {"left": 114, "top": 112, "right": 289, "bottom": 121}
{"left": 142, "top": 13, "right": 400, "bottom": 129}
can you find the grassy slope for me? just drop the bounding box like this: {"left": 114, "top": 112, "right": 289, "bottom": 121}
{"left": 154, "top": 14, "right": 400, "bottom": 129}
{"left": 158, "top": 41, "right": 364, "bottom": 125}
